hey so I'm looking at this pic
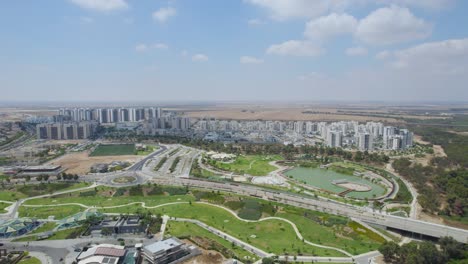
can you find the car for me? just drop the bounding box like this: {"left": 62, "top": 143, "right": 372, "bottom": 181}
{"left": 74, "top": 248, "right": 81, "bottom": 252}
{"left": 0, "top": 243, "right": 3, "bottom": 246}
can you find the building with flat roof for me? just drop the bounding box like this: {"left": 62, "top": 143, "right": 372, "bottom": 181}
{"left": 143, "top": 237, "right": 197, "bottom": 264}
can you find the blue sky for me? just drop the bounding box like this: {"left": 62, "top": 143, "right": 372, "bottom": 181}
{"left": 1, "top": 0, "right": 468, "bottom": 102}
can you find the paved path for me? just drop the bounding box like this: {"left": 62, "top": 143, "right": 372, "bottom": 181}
{"left": 19, "top": 199, "right": 355, "bottom": 257}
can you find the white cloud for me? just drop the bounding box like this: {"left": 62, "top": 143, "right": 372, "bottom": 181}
{"left": 192, "top": 54, "right": 209, "bottom": 62}
{"left": 245, "top": 0, "right": 329, "bottom": 20}
{"left": 390, "top": 38, "right": 468, "bottom": 74}
{"left": 346, "top": 46, "right": 368, "bottom": 56}
{"left": 356, "top": 5, "right": 432, "bottom": 45}
{"left": 240, "top": 56, "right": 264, "bottom": 64}
{"left": 79, "top": 16, "right": 94, "bottom": 24}
{"left": 180, "top": 50, "right": 189, "bottom": 57}
{"left": 297, "top": 72, "right": 324, "bottom": 81}
{"left": 378, "top": 0, "right": 454, "bottom": 10}
{"left": 375, "top": 50, "right": 391, "bottom": 60}
{"left": 304, "top": 13, "right": 358, "bottom": 41}
{"left": 266, "top": 40, "right": 323, "bottom": 57}
{"left": 154, "top": 43, "right": 169, "bottom": 50}
{"left": 135, "top": 44, "right": 148, "bottom": 52}
{"left": 123, "top": 18, "right": 133, "bottom": 24}
{"left": 248, "top": 18, "right": 266, "bottom": 26}
{"left": 245, "top": 0, "right": 452, "bottom": 22}
{"left": 152, "top": 7, "right": 176, "bottom": 23}
{"left": 70, "top": 0, "right": 128, "bottom": 11}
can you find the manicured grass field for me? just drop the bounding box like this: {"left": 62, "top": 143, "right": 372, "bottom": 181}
{"left": 90, "top": 144, "right": 136, "bottom": 156}
{"left": 167, "top": 221, "right": 258, "bottom": 262}
{"left": 18, "top": 187, "right": 384, "bottom": 256}
{"left": 19, "top": 205, "right": 85, "bottom": 219}
{"left": 150, "top": 203, "right": 344, "bottom": 257}
{"left": 30, "top": 222, "right": 57, "bottom": 234}
{"left": 210, "top": 155, "right": 282, "bottom": 176}
{"left": 18, "top": 257, "right": 41, "bottom": 264}
{"left": 0, "top": 190, "right": 27, "bottom": 201}
{"left": 0, "top": 201, "right": 12, "bottom": 211}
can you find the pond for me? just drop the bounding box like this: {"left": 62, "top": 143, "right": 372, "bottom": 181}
{"left": 284, "top": 167, "right": 386, "bottom": 199}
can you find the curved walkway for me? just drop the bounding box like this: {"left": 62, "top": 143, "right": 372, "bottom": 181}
{"left": 20, "top": 199, "right": 354, "bottom": 256}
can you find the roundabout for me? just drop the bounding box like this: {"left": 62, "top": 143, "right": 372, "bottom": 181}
{"left": 112, "top": 176, "right": 137, "bottom": 184}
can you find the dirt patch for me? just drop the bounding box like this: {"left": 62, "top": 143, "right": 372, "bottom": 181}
{"left": 181, "top": 239, "right": 226, "bottom": 264}
{"left": 433, "top": 145, "right": 447, "bottom": 157}
{"left": 181, "top": 249, "right": 225, "bottom": 264}
{"left": 46, "top": 152, "right": 142, "bottom": 175}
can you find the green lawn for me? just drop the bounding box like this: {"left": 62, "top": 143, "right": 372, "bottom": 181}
{"left": 209, "top": 155, "right": 282, "bottom": 176}
{"left": 0, "top": 201, "right": 12, "bottom": 211}
{"left": 149, "top": 203, "right": 345, "bottom": 257}
{"left": 0, "top": 189, "right": 27, "bottom": 201}
{"left": 17, "top": 187, "right": 384, "bottom": 256}
{"left": 90, "top": 144, "right": 136, "bottom": 156}
{"left": 30, "top": 222, "right": 57, "bottom": 234}
{"left": 137, "top": 146, "right": 158, "bottom": 155}
{"left": 18, "top": 257, "right": 41, "bottom": 264}
{"left": 19, "top": 205, "right": 85, "bottom": 219}
{"left": 276, "top": 210, "right": 383, "bottom": 255}
{"left": 15, "top": 182, "right": 89, "bottom": 197}
{"left": 167, "top": 221, "right": 259, "bottom": 262}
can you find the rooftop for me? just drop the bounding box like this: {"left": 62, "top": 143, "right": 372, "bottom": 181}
{"left": 144, "top": 238, "right": 183, "bottom": 254}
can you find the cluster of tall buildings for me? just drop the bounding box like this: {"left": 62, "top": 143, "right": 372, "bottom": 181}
{"left": 58, "top": 107, "right": 162, "bottom": 124}
{"left": 36, "top": 121, "right": 97, "bottom": 140}
{"left": 193, "top": 119, "right": 413, "bottom": 151}
{"left": 139, "top": 116, "right": 192, "bottom": 135}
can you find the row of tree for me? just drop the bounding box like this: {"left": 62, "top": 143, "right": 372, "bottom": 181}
{"left": 379, "top": 237, "right": 467, "bottom": 264}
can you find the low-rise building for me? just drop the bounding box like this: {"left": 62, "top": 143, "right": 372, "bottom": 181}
{"left": 143, "top": 238, "right": 198, "bottom": 264}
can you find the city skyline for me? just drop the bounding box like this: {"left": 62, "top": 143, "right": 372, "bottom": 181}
{"left": 1, "top": 0, "right": 468, "bottom": 102}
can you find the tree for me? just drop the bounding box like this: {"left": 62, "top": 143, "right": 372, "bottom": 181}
{"left": 73, "top": 174, "right": 79, "bottom": 181}
{"left": 25, "top": 175, "right": 31, "bottom": 182}
{"left": 439, "top": 236, "right": 465, "bottom": 260}
{"left": 379, "top": 241, "right": 400, "bottom": 263}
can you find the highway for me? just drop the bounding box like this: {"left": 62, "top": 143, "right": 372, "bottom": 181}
{"left": 5, "top": 143, "right": 467, "bottom": 244}
{"left": 82, "top": 144, "right": 468, "bottom": 243}
{"left": 137, "top": 168, "right": 468, "bottom": 243}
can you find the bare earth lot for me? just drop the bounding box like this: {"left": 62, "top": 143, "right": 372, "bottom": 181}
{"left": 177, "top": 105, "right": 447, "bottom": 122}
{"left": 46, "top": 152, "right": 142, "bottom": 175}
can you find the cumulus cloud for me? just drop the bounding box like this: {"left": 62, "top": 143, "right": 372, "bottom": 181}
{"left": 245, "top": 0, "right": 330, "bottom": 20}
{"left": 154, "top": 43, "right": 169, "bottom": 50}
{"left": 79, "top": 16, "right": 94, "bottom": 24}
{"left": 192, "top": 54, "right": 209, "bottom": 62}
{"left": 135, "top": 44, "right": 148, "bottom": 52}
{"left": 346, "top": 46, "right": 368, "bottom": 56}
{"left": 389, "top": 38, "right": 468, "bottom": 74}
{"left": 356, "top": 5, "right": 432, "bottom": 45}
{"left": 248, "top": 18, "right": 266, "bottom": 26}
{"left": 304, "top": 13, "right": 358, "bottom": 41}
{"left": 375, "top": 50, "right": 391, "bottom": 60}
{"left": 245, "top": 0, "right": 452, "bottom": 21}
{"left": 240, "top": 56, "right": 264, "bottom": 64}
{"left": 378, "top": 0, "right": 454, "bottom": 10}
{"left": 70, "top": 0, "right": 128, "bottom": 11}
{"left": 267, "top": 40, "right": 323, "bottom": 57}
{"left": 152, "top": 7, "right": 176, "bottom": 23}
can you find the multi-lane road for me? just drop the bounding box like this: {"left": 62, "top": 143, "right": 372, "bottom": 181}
{"left": 82, "top": 144, "right": 468, "bottom": 243}
{"left": 5, "top": 143, "right": 467, "bottom": 244}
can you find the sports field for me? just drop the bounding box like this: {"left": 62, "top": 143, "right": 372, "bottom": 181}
{"left": 90, "top": 144, "right": 136, "bottom": 156}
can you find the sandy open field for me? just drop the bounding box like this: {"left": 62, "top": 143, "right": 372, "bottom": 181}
{"left": 177, "top": 105, "right": 447, "bottom": 122}
{"left": 46, "top": 151, "right": 143, "bottom": 175}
